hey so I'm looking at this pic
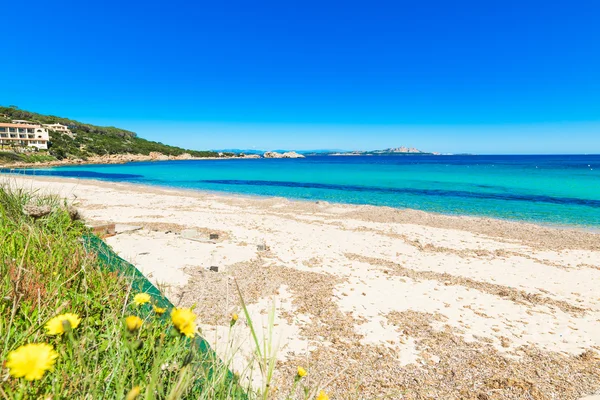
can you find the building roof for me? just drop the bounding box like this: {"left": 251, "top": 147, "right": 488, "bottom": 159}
{"left": 0, "top": 122, "right": 45, "bottom": 129}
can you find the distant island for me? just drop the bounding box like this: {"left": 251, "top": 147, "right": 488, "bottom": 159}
{"left": 304, "top": 147, "right": 439, "bottom": 156}
{"left": 217, "top": 147, "right": 441, "bottom": 157}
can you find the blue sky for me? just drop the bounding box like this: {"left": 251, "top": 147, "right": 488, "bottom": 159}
{"left": 2, "top": 0, "right": 599, "bottom": 154}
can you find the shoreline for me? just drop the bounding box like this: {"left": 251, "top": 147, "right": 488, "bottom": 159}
{"left": 0, "top": 153, "right": 264, "bottom": 169}
{"left": 2, "top": 173, "right": 600, "bottom": 398}
{"left": 2, "top": 171, "right": 600, "bottom": 239}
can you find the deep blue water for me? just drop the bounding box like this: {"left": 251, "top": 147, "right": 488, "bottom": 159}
{"left": 3, "top": 155, "right": 600, "bottom": 227}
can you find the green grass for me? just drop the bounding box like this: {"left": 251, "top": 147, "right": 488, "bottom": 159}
{"left": 0, "top": 151, "right": 23, "bottom": 164}
{"left": 0, "top": 151, "right": 58, "bottom": 165}
{"left": 0, "top": 185, "right": 293, "bottom": 399}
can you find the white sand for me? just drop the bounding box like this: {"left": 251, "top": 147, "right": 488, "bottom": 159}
{"left": 4, "top": 174, "right": 600, "bottom": 399}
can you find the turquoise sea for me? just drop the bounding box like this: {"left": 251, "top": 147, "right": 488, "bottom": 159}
{"left": 4, "top": 155, "right": 600, "bottom": 228}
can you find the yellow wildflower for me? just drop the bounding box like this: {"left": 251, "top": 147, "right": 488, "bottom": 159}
{"left": 125, "top": 386, "right": 141, "bottom": 400}
{"left": 297, "top": 366, "right": 307, "bottom": 378}
{"left": 125, "top": 316, "right": 143, "bottom": 332}
{"left": 45, "top": 313, "right": 81, "bottom": 335}
{"left": 230, "top": 312, "right": 238, "bottom": 327}
{"left": 133, "top": 293, "right": 151, "bottom": 306}
{"left": 6, "top": 343, "right": 58, "bottom": 380}
{"left": 316, "top": 390, "right": 329, "bottom": 400}
{"left": 171, "top": 307, "right": 197, "bottom": 338}
{"left": 153, "top": 305, "right": 167, "bottom": 315}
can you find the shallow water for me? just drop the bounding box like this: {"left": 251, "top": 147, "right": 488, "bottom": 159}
{"left": 5, "top": 154, "right": 600, "bottom": 227}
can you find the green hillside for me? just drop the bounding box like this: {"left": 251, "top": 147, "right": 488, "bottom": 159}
{"left": 0, "top": 106, "right": 220, "bottom": 160}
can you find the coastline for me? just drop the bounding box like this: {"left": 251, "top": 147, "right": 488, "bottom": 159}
{"left": 3, "top": 171, "right": 600, "bottom": 242}
{"left": 2, "top": 174, "right": 600, "bottom": 399}
{"left": 0, "top": 152, "right": 262, "bottom": 169}
{"left": 5, "top": 155, "right": 600, "bottom": 234}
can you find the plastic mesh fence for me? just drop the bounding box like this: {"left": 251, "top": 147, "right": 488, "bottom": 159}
{"left": 82, "top": 234, "right": 244, "bottom": 396}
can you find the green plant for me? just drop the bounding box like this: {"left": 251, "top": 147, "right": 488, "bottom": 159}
{"left": 0, "top": 184, "right": 324, "bottom": 399}
{"left": 0, "top": 185, "right": 243, "bottom": 398}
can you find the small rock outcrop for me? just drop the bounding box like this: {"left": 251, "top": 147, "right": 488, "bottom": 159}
{"left": 263, "top": 151, "right": 305, "bottom": 159}
{"left": 149, "top": 152, "right": 169, "bottom": 161}
{"left": 23, "top": 204, "right": 81, "bottom": 220}
{"left": 263, "top": 151, "right": 283, "bottom": 158}
{"left": 23, "top": 204, "right": 52, "bottom": 219}
{"left": 282, "top": 151, "right": 305, "bottom": 158}
{"left": 67, "top": 205, "right": 81, "bottom": 221}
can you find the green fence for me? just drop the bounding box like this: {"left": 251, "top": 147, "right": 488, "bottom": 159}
{"left": 82, "top": 234, "right": 245, "bottom": 397}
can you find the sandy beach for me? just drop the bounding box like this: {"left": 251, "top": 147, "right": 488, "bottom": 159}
{"left": 4, "top": 174, "right": 600, "bottom": 399}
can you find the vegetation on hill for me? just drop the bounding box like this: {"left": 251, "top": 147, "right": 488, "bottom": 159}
{"left": 0, "top": 106, "right": 220, "bottom": 160}
{"left": 0, "top": 151, "right": 56, "bottom": 165}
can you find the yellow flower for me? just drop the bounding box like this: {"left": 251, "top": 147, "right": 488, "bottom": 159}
{"left": 133, "top": 293, "right": 151, "bottom": 306}
{"left": 231, "top": 313, "right": 238, "bottom": 322}
{"left": 45, "top": 313, "right": 81, "bottom": 335}
{"left": 297, "top": 366, "right": 307, "bottom": 378}
{"left": 316, "top": 390, "right": 329, "bottom": 400}
{"left": 153, "top": 305, "right": 167, "bottom": 315}
{"left": 125, "top": 386, "right": 141, "bottom": 400}
{"left": 6, "top": 343, "right": 58, "bottom": 380}
{"left": 125, "top": 316, "right": 143, "bottom": 332}
{"left": 171, "top": 307, "right": 197, "bottom": 338}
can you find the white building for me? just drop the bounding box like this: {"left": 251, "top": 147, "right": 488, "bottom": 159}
{"left": 0, "top": 122, "right": 50, "bottom": 150}
{"left": 11, "top": 120, "right": 39, "bottom": 126}
{"left": 43, "top": 123, "right": 73, "bottom": 137}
